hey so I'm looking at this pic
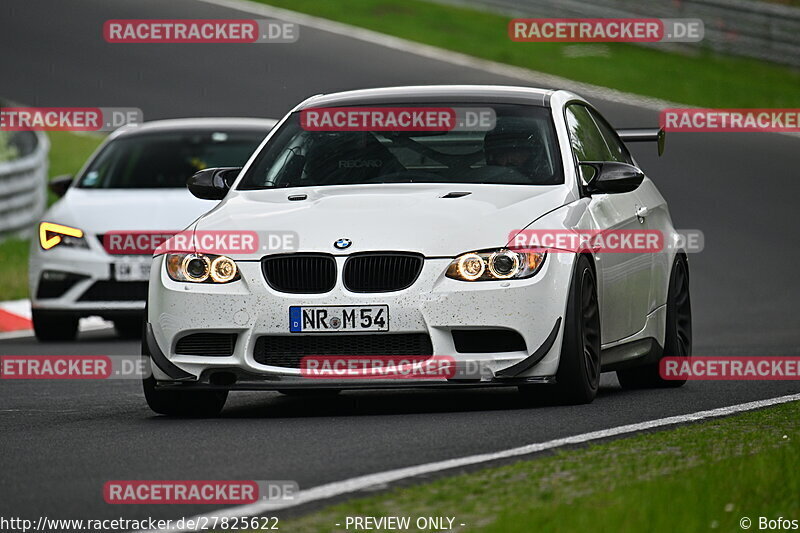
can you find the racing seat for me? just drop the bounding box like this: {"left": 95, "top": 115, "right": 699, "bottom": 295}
{"left": 302, "top": 132, "right": 405, "bottom": 186}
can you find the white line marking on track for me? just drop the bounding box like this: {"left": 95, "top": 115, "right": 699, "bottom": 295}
{"left": 138, "top": 392, "right": 800, "bottom": 532}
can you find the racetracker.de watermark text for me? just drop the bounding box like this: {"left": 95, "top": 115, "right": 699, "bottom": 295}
{"left": 0, "top": 107, "right": 142, "bottom": 131}
{"left": 660, "top": 357, "right": 800, "bottom": 380}
{"left": 103, "top": 19, "right": 298, "bottom": 43}
{"left": 509, "top": 18, "right": 704, "bottom": 43}
{"left": 661, "top": 109, "right": 800, "bottom": 132}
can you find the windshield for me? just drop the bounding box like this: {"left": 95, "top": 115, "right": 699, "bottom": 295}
{"left": 237, "top": 104, "right": 562, "bottom": 190}
{"left": 77, "top": 130, "right": 266, "bottom": 188}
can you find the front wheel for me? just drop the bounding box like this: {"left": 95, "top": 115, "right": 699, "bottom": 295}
{"left": 114, "top": 317, "right": 142, "bottom": 340}
{"left": 142, "top": 375, "right": 228, "bottom": 417}
{"left": 520, "top": 254, "right": 601, "bottom": 405}
{"left": 32, "top": 310, "right": 78, "bottom": 341}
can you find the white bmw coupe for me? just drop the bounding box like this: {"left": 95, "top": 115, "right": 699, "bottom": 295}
{"left": 143, "top": 86, "right": 691, "bottom": 416}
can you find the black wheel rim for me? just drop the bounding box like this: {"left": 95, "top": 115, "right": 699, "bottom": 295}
{"left": 673, "top": 260, "right": 692, "bottom": 357}
{"left": 580, "top": 269, "right": 601, "bottom": 385}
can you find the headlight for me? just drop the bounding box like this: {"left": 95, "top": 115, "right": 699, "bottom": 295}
{"left": 446, "top": 249, "right": 545, "bottom": 281}
{"left": 39, "top": 222, "right": 88, "bottom": 250}
{"left": 166, "top": 253, "right": 240, "bottom": 283}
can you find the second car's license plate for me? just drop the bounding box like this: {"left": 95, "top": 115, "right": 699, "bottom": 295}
{"left": 290, "top": 305, "right": 389, "bottom": 333}
{"left": 113, "top": 258, "right": 151, "bottom": 281}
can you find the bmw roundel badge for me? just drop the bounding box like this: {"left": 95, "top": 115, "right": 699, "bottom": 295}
{"left": 334, "top": 238, "right": 352, "bottom": 249}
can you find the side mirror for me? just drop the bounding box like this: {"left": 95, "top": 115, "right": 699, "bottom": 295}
{"left": 580, "top": 162, "right": 645, "bottom": 194}
{"left": 49, "top": 175, "right": 73, "bottom": 198}
{"left": 187, "top": 167, "right": 242, "bottom": 200}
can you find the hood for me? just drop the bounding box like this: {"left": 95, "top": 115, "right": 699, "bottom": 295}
{"left": 194, "top": 183, "right": 573, "bottom": 258}
{"left": 43, "top": 188, "right": 216, "bottom": 235}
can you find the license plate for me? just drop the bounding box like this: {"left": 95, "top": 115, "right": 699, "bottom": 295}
{"left": 290, "top": 305, "right": 389, "bottom": 333}
{"left": 113, "top": 258, "right": 151, "bottom": 281}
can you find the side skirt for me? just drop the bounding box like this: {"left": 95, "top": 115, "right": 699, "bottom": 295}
{"left": 600, "top": 337, "right": 662, "bottom": 372}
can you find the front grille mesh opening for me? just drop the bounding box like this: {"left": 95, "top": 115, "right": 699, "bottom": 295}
{"left": 261, "top": 254, "right": 336, "bottom": 293}
{"left": 175, "top": 333, "right": 237, "bottom": 356}
{"left": 77, "top": 281, "right": 148, "bottom": 302}
{"left": 36, "top": 271, "right": 88, "bottom": 299}
{"left": 253, "top": 334, "right": 433, "bottom": 368}
{"left": 343, "top": 253, "right": 423, "bottom": 293}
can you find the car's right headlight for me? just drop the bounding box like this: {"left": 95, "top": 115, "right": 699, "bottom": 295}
{"left": 38, "top": 222, "right": 88, "bottom": 250}
{"left": 446, "top": 249, "right": 546, "bottom": 281}
{"left": 165, "top": 253, "right": 240, "bottom": 284}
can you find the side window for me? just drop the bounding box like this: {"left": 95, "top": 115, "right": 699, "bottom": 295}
{"left": 588, "top": 108, "right": 633, "bottom": 164}
{"left": 565, "top": 104, "right": 613, "bottom": 163}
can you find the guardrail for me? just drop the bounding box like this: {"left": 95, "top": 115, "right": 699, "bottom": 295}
{"left": 0, "top": 130, "right": 49, "bottom": 240}
{"left": 438, "top": 0, "right": 800, "bottom": 67}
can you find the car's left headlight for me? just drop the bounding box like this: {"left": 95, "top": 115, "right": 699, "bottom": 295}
{"left": 446, "top": 249, "right": 546, "bottom": 281}
{"left": 38, "top": 222, "right": 89, "bottom": 250}
{"left": 165, "top": 253, "right": 240, "bottom": 283}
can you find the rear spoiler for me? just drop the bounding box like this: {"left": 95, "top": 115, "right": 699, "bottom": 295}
{"left": 616, "top": 128, "right": 666, "bottom": 156}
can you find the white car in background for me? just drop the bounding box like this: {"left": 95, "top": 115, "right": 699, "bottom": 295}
{"left": 29, "top": 118, "right": 275, "bottom": 341}
{"left": 143, "top": 86, "right": 692, "bottom": 416}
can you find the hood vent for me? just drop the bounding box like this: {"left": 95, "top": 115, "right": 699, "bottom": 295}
{"left": 440, "top": 191, "right": 471, "bottom": 199}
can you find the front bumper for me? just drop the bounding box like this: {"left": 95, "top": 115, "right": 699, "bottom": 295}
{"left": 28, "top": 235, "right": 148, "bottom": 317}
{"left": 147, "top": 252, "right": 576, "bottom": 388}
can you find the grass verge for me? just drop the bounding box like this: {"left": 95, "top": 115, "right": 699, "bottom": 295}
{"left": 0, "top": 238, "right": 32, "bottom": 301}
{"left": 0, "top": 131, "right": 103, "bottom": 301}
{"left": 256, "top": 0, "right": 800, "bottom": 108}
{"left": 270, "top": 400, "right": 800, "bottom": 533}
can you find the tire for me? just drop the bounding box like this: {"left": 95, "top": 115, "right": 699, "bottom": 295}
{"left": 142, "top": 375, "right": 228, "bottom": 417}
{"left": 617, "top": 255, "right": 692, "bottom": 389}
{"left": 114, "top": 317, "right": 142, "bottom": 340}
{"left": 32, "top": 310, "right": 78, "bottom": 341}
{"left": 520, "top": 254, "right": 601, "bottom": 405}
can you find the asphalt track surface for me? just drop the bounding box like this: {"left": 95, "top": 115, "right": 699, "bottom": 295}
{"left": 1, "top": 0, "right": 800, "bottom": 526}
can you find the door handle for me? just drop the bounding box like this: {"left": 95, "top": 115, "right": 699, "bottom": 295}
{"left": 635, "top": 205, "right": 649, "bottom": 223}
